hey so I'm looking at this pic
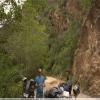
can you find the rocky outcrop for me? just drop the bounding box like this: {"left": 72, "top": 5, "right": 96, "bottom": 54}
{"left": 73, "top": 0, "right": 100, "bottom": 97}
{"left": 47, "top": 0, "right": 100, "bottom": 96}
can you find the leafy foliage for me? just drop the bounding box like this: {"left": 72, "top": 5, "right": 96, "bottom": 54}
{"left": 0, "top": 0, "right": 94, "bottom": 97}
{"left": 0, "top": 0, "right": 48, "bottom": 97}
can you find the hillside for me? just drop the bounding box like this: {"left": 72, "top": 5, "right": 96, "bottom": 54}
{"left": 73, "top": 0, "right": 100, "bottom": 97}
{"left": 0, "top": 0, "right": 99, "bottom": 97}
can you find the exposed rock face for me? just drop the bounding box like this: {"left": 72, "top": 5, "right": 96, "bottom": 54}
{"left": 73, "top": 0, "right": 100, "bottom": 97}
{"left": 47, "top": 0, "right": 100, "bottom": 96}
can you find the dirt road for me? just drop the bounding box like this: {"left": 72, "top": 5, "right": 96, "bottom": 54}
{"left": 45, "top": 76, "right": 90, "bottom": 98}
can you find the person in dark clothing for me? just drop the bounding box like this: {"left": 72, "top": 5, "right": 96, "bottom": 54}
{"left": 28, "top": 79, "right": 36, "bottom": 98}
{"left": 73, "top": 81, "right": 80, "bottom": 98}
{"left": 22, "top": 77, "right": 30, "bottom": 98}
{"left": 66, "top": 76, "right": 72, "bottom": 96}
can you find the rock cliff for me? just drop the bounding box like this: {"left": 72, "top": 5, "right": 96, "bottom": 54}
{"left": 73, "top": 0, "right": 100, "bottom": 97}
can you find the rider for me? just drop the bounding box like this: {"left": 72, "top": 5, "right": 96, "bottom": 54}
{"left": 34, "top": 68, "right": 46, "bottom": 98}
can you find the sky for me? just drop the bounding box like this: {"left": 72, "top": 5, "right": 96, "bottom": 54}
{"left": 0, "top": 0, "right": 26, "bottom": 13}
{"left": 0, "top": 0, "right": 26, "bottom": 28}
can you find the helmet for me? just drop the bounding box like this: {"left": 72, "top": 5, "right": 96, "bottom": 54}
{"left": 38, "top": 68, "right": 42, "bottom": 72}
{"left": 30, "top": 79, "right": 34, "bottom": 82}
{"left": 22, "top": 77, "right": 27, "bottom": 81}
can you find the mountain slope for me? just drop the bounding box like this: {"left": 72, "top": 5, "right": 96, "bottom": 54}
{"left": 73, "top": 0, "right": 100, "bottom": 97}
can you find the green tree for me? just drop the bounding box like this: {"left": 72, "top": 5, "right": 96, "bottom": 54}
{"left": 0, "top": 0, "right": 48, "bottom": 97}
